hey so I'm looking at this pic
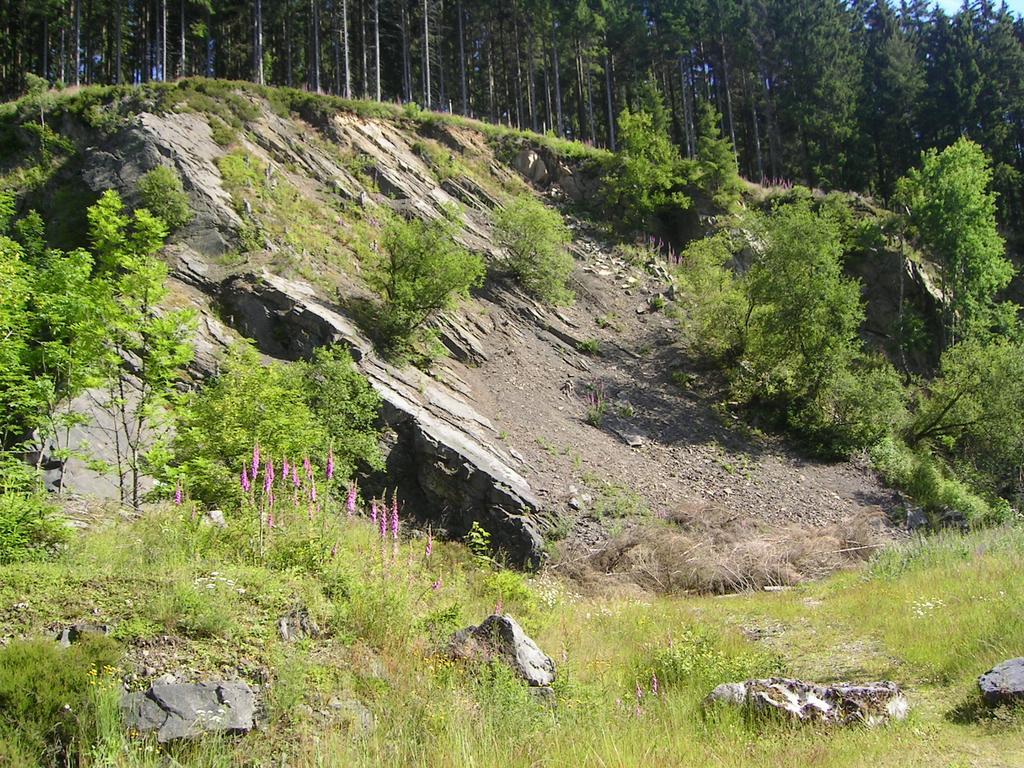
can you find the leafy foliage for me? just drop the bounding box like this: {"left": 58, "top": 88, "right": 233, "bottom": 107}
{"left": 494, "top": 195, "right": 574, "bottom": 305}
{"left": 896, "top": 139, "right": 1015, "bottom": 344}
{"left": 366, "top": 211, "right": 484, "bottom": 350}
{"left": 605, "top": 108, "right": 693, "bottom": 230}
{"left": 166, "top": 343, "right": 381, "bottom": 511}
{"left": 138, "top": 165, "right": 193, "bottom": 231}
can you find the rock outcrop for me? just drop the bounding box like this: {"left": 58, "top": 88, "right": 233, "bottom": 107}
{"left": 220, "top": 272, "right": 545, "bottom": 566}
{"left": 121, "top": 680, "right": 257, "bottom": 742}
{"left": 450, "top": 614, "right": 556, "bottom": 688}
{"left": 705, "top": 678, "right": 909, "bottom": 726}
{"left": 979, "top": 658, "right": 1024, "bottom": 707}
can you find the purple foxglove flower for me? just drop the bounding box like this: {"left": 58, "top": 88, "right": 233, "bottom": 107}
{"left": 635, "top": 682, "right": 643, "bottom": 702}
{"left": 425, "top": 530, "right": 433, "bottom": 559}
{"left": 241, "top": 464, "right": 251, "bottom": 493}
{"left": 431, "top": 576, "right": 443, "bottom": 591}
{"left": 379, "top": 510, "right": 387, "bottom": 540}
{"left": 282, "top": 459, "right": 290, "bottom": 481}
{"left": 252, "top": 444, "right": 260, "bottom": 478}
{"left": 310, "top": 480, "right": 317, "bottom": 503}
{"left": 293, "top": 468, "right": 301, "bottom": 488}
{"left": 303, "top": 456, "right": 312, "bottom": 477}
{"left": 264, "top": 459, "right": 274, "bottom": 494}
{"left": 346, "top": 484, "right": 357, "bottom": 517}
{"left": 267, "top": 511, "right": 275, "bottom": 529}
{"left": 391, "top": 504, "right": 399, "bottom": 541}
{"left": 326, "top": 450, "right": 335, "bottom": 481}
{"left": 174, "top": 481, "right": 183, "bottom": 505}
{"left": 494, "top": 598, "right": 504, "bottom": 616}
{"left": 651, "top": 673, "right": 659, "bottom": 697}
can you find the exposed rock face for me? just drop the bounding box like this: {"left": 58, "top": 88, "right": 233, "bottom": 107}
{"left": 510, "top": 144, "right": 599, "bottom": 202}
{"left": 513, "top": 149, "right": 550, "bottom": 186}
{"left": 705, "top": 678, "right": 909, "bottom": 726}
{"left": 121, "top": 680, "right": 257, "bottom": 742}
{"left": 278, "top": 608, "right": 321, "bottom": 642}
{"left": 450, "top": 614, "right": 556, "bottom": 688}
{"left": 979, "top": 658, "right": 1024, "bottom": 707}
{"left": 54, "top": 623, "right": 111, "bottom": 647}
{"left": 220, "top": 272, "right": 545, "bottom": 566}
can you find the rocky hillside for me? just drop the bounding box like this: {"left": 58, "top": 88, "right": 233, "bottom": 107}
{"left": 5, "top": 81, "right": 904, "bottom": 586}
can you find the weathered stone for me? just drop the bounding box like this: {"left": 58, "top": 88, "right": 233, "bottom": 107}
{"left": 451, "top": 614, "right": 556, "bottom": 687}
{"left": 121, "top": 680, "right": 257, "bottom": 742}
{"left": 979, "top": 658, "right": 1024, "bottom": 707}
{"left": 513, "top": 149, "right": 550, "bottom": 186}
{"left": 220, "top": 272, "right": 545, "bottom": 566}
{"left": 327, "top": 695, "right": 376, "bottom": 736}
{"left": 278, "top": 608, "right": 321, "bottom": 642}
{"left": 55, "top": 623, "right": 112, "bottom": 647}
{"left": 705, "top": 678, "right": 908, "bottom": 726}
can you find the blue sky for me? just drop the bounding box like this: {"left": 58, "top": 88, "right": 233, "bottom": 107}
{"left": 934, "top": 0, "right": 1024, "bottom": 14}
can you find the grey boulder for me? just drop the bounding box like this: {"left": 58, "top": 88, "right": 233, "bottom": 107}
{"left": 979, "top": 658, "right": 1024, "bottom": 707}
{"left": 451, "top": 614, "right": 555, "bottom": 688}
{"left": 55, "top": 623, "right": 111, "bottom": 647}
{"left": 122, "top": 680, "right": 257, "bottom": 742}
{"left": 705, "top": 678, "right": 909, "bottom": 726}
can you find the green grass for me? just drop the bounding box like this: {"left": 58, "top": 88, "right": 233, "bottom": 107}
{"left": 1, "top": 499, "right": 1021, "bottom": 766}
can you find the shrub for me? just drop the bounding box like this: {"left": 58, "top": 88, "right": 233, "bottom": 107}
{"left": 493, "top": 195, "right": 574, "bottom": 305}
{"left": 0, "top": 492, "right": 68, "bottom": 564}
{"left": 138, "top": 165, "right": 193, "bottom": 231}
{"left": 0, "top": 635, "right": 121, "bottom": 766}
{"left": 641, "top": 627, "right": 782, "bottom": 694}
{"left": 675, "top": 233, "right": 746, "bottom": 359}
{"left": 165, "top": 343, "right": 381, "bottom": 511}
{"left": 366, "top": 211, "right": 485, "bottom": 350}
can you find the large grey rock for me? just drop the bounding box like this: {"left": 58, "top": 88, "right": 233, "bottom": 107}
{"left": 451, "top": 614, "right": 555, "bottom": 688}
{"left": 705, "top": 678, "right": 909, "bottom": 726}
{"left": 979, "top": 658, "right": 1024, "bottom": 707}
{"left": 121, "top": 680, "right": 257, "bottom": 742}
{"left": 513, "top": 149, "right": 549, "bottom": 186}
{"left": 55, "top": 623, "right": 111, "bottom": 647}
{"left": 278, "top": 608, "right": 321, "bottom": 642}
{"left": 220, "top": 272, "right": 545, "bottom": 567}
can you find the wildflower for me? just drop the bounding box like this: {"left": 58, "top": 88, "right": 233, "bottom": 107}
{"left": 327, "top": 450, "right": 335, "bottom": 481}
{"left": 252, "top": 443, "right": 260, "bottom": 478}
{"left": 371, "top": 500, "right": 379, "bottom": 526}
{"left": 174, "top": 480, "right": 183, "bottom": 506}
{"left": 494, "top": 598, "right": 504, "bottom": 615}
{"left": 282, "top": 459, "right": 290, "bottom": 481}
{"left": 330, "top": 543, "right": 338, "bottom": 558}
{"left": 635, "top": 682, "right": 643, "bottom": 702}
{"left": 310, "top": 480, "right": 317, "bottom": 503}
{"left": 267, "top": 511, "right": 275, "bottom": 529}
{"left": 425, "top": 530, "right": 433, "bottom": 559}
{"left": 379, "top": 509, "right": 388, "bottom": 540}
{"left": 293, "top": 466, "right": 301, "bottom": 488}
{"left": 303, "top": 456, "right": 312, "bottom": 478}
{"left": 264, "top": 459, "right": 274, "bottom": 494}
{"left": 346, "top": 483, "right": 357, "bottom": 517}
{"left": 651, "top": 673, "right": 659, "bottom": 697}
{"left": 432, "top": 576, "right": 443, "bottom": 591}
{"left": 391, "top": 500, "right": 399, "bottom": 541}
{"left": 241, "top": 464, "right": 251, "bottom": 493}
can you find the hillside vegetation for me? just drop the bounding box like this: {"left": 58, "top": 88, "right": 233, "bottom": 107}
{"left": 0, "top": 76, "right": 1022, "bottom": 766}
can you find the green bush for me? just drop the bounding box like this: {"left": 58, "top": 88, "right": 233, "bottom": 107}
{"left": 366, "top": 211, "right": 485, "bottom": 350}
{"left": 675, "top": 233, "right": 746, "bottom": 359}
{"left": 164, "top": 343, "right": 381, "bottom": 511}
{"left": 138, "top": 165, "right": 193, "bottom": 231}
{"left": 0, "top": 635, "right": 121, "bottom": 766}
{"left": 494, "top": 195, "right": 574, "bottom": 305}
{"left": 642, "top": 627, "right": 782, "bottom": 694}
{"left": 0, "top": 492, "right": 68, "bottom": 564}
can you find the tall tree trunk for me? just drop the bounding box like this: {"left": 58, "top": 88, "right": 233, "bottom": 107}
{"left": 422, "top": 0, "right": 431, "bottom": 108}
{"left": 747, "top": 73, "right": 764, "bottom": 182}
{"left": 512, "top": 8, "right": 524, "bottom": 129}
{"left": 255, "top": 0, "right": 264, "bottom": 84}
{"left": 719, "top": 31, "right": 737, "bottom": 158}
{"left": 161, "top": 0, "right": 167, "bottom": 80}
{"left": 373, "top": 0, "right": 380, "bottom": 100}
{"left": 551, "top": 19, "right": 562, "bottom": 136}
{"left": 604, "top": 51, "right": 615, "bottom": 150}
{"left": 679, "top": 54, "right": 695, "bottom": 158}
{"left": 179, "top": 0, "right": 185, "bottom": 77}
{"left": 343, "top": 0, "right": 351, "bottom": 97}
{"left": 310, "top": 0, "right": 321, "bottom": 92}
{"left": 574, "top": 40, "right": 586, "bottom": 140}
{"left": 332, "top": 1, "right": 341, "bottom": 93}
{"left": 400, "top": 1, "right": 410, "bottom": 101}
{"left": 73, "top": 0, "right": 80, "bottom": 85}
{"left": 360, "top": 0, "right": 367, "bottom": 97}
{"left": 458, "top": 0, "right": 467, "bottom": 114}
{"left": 526, "top": 27, "right": 537, "bottom": 131}
{"left": 586, "top": 63, "right": 595, "bottom": 145}
{"left": 437, "top": 0, "right": 446, "bottom": 109}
